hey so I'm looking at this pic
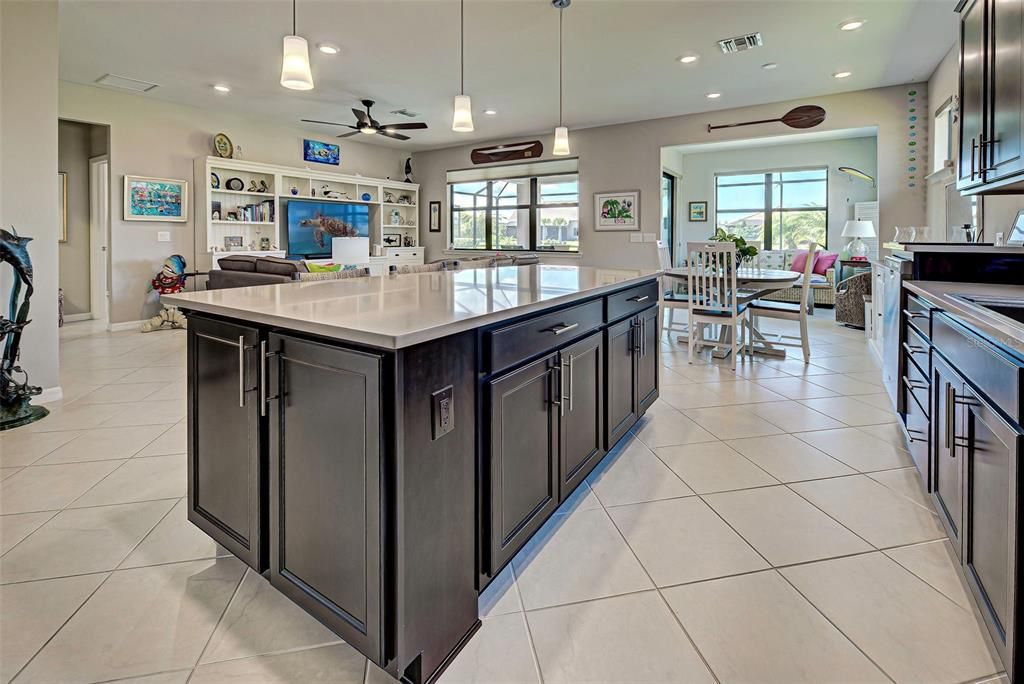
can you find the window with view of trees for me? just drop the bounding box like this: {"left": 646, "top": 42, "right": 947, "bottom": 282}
{"left": 449, "top": 174, "right": 579, "bottom": 252}
{"left": 714, "top": 168, "right": 828, "bottom": 250}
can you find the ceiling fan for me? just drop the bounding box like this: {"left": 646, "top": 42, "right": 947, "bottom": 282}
{"left": 302, "top": 99, "right": 428, "bottom": 141}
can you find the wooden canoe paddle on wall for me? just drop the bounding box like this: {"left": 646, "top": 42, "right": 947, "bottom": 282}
{"left": 707, "top": 105, "right": 826, "bottom": 133}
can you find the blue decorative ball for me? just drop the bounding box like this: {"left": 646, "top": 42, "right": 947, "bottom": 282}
{"left": 362, "top": 193, "right": 372, "bottom": 201}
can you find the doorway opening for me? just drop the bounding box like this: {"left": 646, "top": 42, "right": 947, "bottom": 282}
{"left": 58, "top": 119, "right": 110, "bottom": 325}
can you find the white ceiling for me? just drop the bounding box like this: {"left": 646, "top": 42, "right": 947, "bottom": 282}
{"left": 58, "top": 0, "right": 957, "bottom": 152}
{"left": 668, "top": 126, "right": 879, "bottom": 155}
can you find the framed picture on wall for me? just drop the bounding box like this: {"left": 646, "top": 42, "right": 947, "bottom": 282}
{"left": 124, "top": 175, "right": 188, "bottom": 222}
{"left": 689, "top": 201, "right": 708, "bottom": 222}
{"left": 58, "top": 172, "right": 68, "bottom": 243}
{"left": 303, "top": 139, "right": 341, "bottom": 166}
{"left": 594, "top": 190, "right": 640, "bottom": 231}
{"left": 429, "top": 201, "right": 441, "bottom": 233}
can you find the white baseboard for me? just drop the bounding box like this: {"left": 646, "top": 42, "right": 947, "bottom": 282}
{"left": 62, "top": 313, "right": 93, "bottom": 323}
{"left": 107, "top": 319, "right": 146, "bottom": 332}
{"left": 38, "top": 386, "right": 64, "bottom": 405}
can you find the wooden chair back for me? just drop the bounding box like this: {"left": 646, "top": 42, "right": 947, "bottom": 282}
{"left": 686, "top": 241, "right": 740, "bottom": 315}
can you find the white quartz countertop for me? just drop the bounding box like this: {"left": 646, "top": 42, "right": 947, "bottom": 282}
{"left": 905, "top": 280, "right": 1024, "bottom": 355}
{"left": 163, "top": 265, "right": 662, "bottom": 349}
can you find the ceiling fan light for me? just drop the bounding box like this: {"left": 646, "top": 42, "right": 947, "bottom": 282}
{"left": 553, "top": 126, "right": 570, "bottom": 156}
{"left": 361, "top": 127, "right": 377, "bottom": 135}
{"left": 452, "top": 94, "right": 475, "bottom": 132}
{"left": 281, "top": 35, "right": 314, "bottom": 90}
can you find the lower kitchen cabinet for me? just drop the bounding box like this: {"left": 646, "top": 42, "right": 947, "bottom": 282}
{"left": 605, "top": 305, "right": 659, "bottom": 448}
{"left": 932, "top": 353, "right": 965, "bottom": 555}
{"left": 186, "top": 315, "right": 264, "bottom": 571}
{"left": 962, "top": 384, "right": 1022, "bottom": 680}
{"left": 486, "top": 353, "right": 560, "bottom": 574}
{"left": 637, "top": 305, "right": 660, "bottom": 414}
{"left": 558, "top": 332, "right": 605, "bottom": 499}
{"left": 267, "top": 332, "right": 385, "bottom": 661}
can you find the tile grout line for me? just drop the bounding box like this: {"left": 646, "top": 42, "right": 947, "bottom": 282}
{"left": 508, "top": 562, "right": 546, "bottom": 684}
{"left": 184, "top": 565, "right": 247, "bottom": 684}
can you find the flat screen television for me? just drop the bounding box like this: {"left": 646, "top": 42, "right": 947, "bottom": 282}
{"left": 285, "top": 199, "right": 370, "bottom": 259}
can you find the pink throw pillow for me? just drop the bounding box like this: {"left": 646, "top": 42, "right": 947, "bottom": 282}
{"left": 813, "top": 251, "right": 838, "bottom": 276}
{"left": 790, "top": 250, "right": 813, "bottom": 274}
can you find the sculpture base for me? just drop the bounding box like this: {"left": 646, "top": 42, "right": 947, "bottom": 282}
{"left": 0, "top": 402, "right": 49, "bottom": 431}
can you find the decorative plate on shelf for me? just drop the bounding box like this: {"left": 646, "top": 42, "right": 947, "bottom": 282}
{"left": 225, "top": 177, "right": 244, "bottom": 191}
{"left": 210, "top": 172, "right": 220, "bottom": 189}
{"left": 213, "top": 132, "right": 234, "bottom": 159}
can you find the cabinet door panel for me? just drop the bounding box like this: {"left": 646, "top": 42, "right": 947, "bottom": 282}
{"left": 963, "top": 387, "right": 1020, "bottom": 676}
{"left": 959, "top": 0, "right": 987, "bottom": 189}
{"left": 989, "top": 0, "right": 1024, "bottom": 181}
{"left": 488, "top": 354, "right": 559, "bottom": 573}
{"left": 187, "top": 316, "right": 263, "bottom": 570}
{"left": 636, "top": 306, "right": 660, "bottom": 415}
{"left": 605, "top": 316, "right": 638, "bottom": 448}
{"left": 269, "top": 333, "right": 383, "bottom": 661}
{"left": 932, "top": 354, "right": 964, "bottom": 555}
{"left": 559, "top": 332, "right": 605, "bottom": 499}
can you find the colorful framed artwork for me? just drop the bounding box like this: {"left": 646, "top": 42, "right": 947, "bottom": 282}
{"left": 689, "top": 201, "right": 708, "bottom": 222}
{"left": 303, "top": 139, "right": 341, "bottom": 166}
{"left": 123, "top": 175, "right": 187, "bottom": 222}
{"left": 594, "top": 190, "right": 640, "bottom": 231}
{"left": 429, "top": 200, "right": 441, "bottom": 233}
{"left": 58, "top": 172, "right": 68, "bottom": 243}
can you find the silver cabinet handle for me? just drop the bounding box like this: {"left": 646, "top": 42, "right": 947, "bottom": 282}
{"left": 238, "top": 335, "right": 246, "bottom": 408}
{"left": 559, "top": 358, "right": 568, "bottom": 417}
{"left": 547, "top": 322, "right": 579, "bottom": 335}
{"left": 902, "top": 309, "right": 927, "bottom": 319}
{"left": 902, "top": 375, "right": 927, "bottom": 391}
{"left": 902, "top": 342, "right": 927, "bottom": 356}
{"left": 260, "top": 340, "right": 267, "bottom": 417}
{"left": 946, "top": 381, "right": 955, "bottom": 451}
{"left": 629, "top": 295, "right": 650, "bottom": 303}
{"left": 906, "top": 428, "right": 927, "bottom": 444}
{"left": 568, "top": 354, "right": 574, "bottom": 412}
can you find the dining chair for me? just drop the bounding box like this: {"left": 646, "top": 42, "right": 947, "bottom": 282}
{"left": 745, "top": 241, "right": 816, "bottom": 362}
{"left": 685, "top": 241, "right": 749, "bottom": 370}
{"left": 657, "top": 240, "right": 689, "bottom": 340}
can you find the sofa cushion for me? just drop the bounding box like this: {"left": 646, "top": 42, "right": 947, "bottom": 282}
{"left": 306, "top": 262, "right": 343, "bottom": 273}
{"left": 813, "top": 251, "right": 839, "bottom": 276}
{"left": 217, "top": 255, "right": 257, "bottom": 272}
{"left": 790, "top": 249, "right": 813, "bottom": 274}
{"left": 256, "top": 256, "right": 306, "bottom": 276}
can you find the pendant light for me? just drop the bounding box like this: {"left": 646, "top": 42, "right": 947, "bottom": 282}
{"left": 452, "top": 0, "right": 474, "bottom": 132}
{"left": 552, "top": 0, "right": 571, "bottom": 155}
{"left": 280, "top": 0, "right": 314, "bottom": 91}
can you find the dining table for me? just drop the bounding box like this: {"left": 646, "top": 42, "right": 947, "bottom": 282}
{"left": 662, "top": 266, "right": 802, "bottom": 358}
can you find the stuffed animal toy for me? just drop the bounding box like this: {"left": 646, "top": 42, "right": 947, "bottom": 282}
{"left": 141, "top": 255, "right": 189, "bottom": 332}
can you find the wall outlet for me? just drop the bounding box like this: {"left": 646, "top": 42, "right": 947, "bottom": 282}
{"left": 432, "top": 385, "right": 454, "bottom": 440}
{"left": 643, "top": 233, "right": 657, "bottom": 242}
{"left": 629, "top": 233, "right": 643, "bottom": 243}
{"left": 157, "top": 231, "right": 171, "bottom": 242}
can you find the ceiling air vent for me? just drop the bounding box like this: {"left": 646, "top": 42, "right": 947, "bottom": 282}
{"left": 717, "top": 32, "right": 763, "bottom": 53}
{"left": 389, "top": 108, "right": 420, "bottom": 118}
{"left": 94, "top": 73, "right": 159, "bottom": 93}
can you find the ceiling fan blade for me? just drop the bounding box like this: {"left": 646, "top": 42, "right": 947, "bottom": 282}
{"left": 336, "top": 131, "right": 362, "bottom": 138}
{"left": 352, "top": 108, "right": 370, "bottom": 125}
{"left": 302, "top": 118, "right": 353, "bottom": 127}
{"left": 378, "top": 130, "right": 411, "bottom": 141}
{"left": 380, "top": 122, "right": 428, "bottom": 130}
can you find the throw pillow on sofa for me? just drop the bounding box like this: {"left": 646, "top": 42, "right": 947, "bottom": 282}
{"left": 813, "top": 251, "right": 839, "bottom": 276}
{"left": 306, "top": 262, "right": 343, "bottom": 273}
{"left": 790, "top": 249, "right": 814, "bottom": 274}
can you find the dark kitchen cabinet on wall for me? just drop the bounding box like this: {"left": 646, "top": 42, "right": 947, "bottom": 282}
{"left": 957, "top": 0, "right": 1024, "bottom": 193}
{"left": 186, "top": 316, "right": 265, "bottom": 571}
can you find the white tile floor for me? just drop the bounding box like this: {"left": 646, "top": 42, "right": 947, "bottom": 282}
{"left": 0, "top": 313, "right": 1007, "bottom": 684}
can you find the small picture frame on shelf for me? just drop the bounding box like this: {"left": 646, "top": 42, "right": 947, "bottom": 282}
{"left": 211, "top": 200, "right": 221, "bottom": 221}
{"left": 223, "top": 235, "right": 244, "bottom": 250}
{"left": 383, "top": 232, "right": 402, "bottom": 247}
{"left": 429, "top": 201, "right": 441, "bottom": 233}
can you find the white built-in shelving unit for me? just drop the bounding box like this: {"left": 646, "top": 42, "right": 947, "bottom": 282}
{"left": 194, "top": 156, "right": 420, "bottom": 271}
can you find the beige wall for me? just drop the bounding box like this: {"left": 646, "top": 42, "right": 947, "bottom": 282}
{"left": 1, "top": 0, "right": 60, "bottom": 393}
{"left": 59, "top": 82, "right": 408, "bottom": 324}
{"left": 674, "top": 136, "right": 878, "bottom": 255}
{"left": 414, "top": 84, "right": 927, "bottom": 269}
{"left": 58, "top": 120, "right": 94, "bottom": 315}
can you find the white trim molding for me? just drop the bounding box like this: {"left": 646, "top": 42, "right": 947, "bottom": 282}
{"left": 108, "top": 319, "right": 147, "bottom": 332}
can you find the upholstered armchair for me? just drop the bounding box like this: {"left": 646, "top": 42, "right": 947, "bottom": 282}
{"left": 835, "top": 271, "right": 872, "bottom": 328}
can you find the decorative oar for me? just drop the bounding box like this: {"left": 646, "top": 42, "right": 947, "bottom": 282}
{"left": 707, "top": 105, "right": 826, "bottom": 133}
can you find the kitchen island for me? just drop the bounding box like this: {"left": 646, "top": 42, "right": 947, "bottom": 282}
{"left": 163, "top": 265, "right": 661, "bottom": 684}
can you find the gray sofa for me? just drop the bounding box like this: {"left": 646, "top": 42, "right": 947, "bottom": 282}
{"left": 208, "top": 255, "right": 308, "bottom": 289}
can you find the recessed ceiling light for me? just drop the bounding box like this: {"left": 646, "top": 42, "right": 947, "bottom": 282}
{"left": 706, "top": 92, "right": 722, "bottom": 99}
{"left": 762, "top": 62, "right": 778, "bottom": 70}
{"left": 317, "top": 43, "right": 340, "bottom": 55}
{"left": 483, "top": 108, "right": 497, "bottom": 116}
{"left": 213, "top": 84, "right": 231, "bottom": 93}
{"left": 833, "top": 71, "right": 852, "bottom": 79}
{"left": 678, "top": 54, "right": 699, "bottom": 64}
{"left": 839, "top": 19, "right": 865, "bottom": 31}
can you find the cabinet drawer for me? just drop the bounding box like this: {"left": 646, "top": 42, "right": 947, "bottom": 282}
{"left": 902, "top": 350, "right": 930, "bottom": 419}
{"left": 606, "top": 281, "right": 659, "bottom": 323}
{"left": 904, "top": 292, "right": 934, "bottom": 339}
{"left": 903, "top": 323, "right": 931, "bottom": 380}
{"left": 486, "top": 299, "right": 604, "bottom": 374}
{"left": 386, "top": 248, "right": 422, "bottom": 261}
{"left": 933, "top": 312, "right": 1024, "bottom": 424}
{"left": 903, "top": 380, "right": 930, "bottom": 477}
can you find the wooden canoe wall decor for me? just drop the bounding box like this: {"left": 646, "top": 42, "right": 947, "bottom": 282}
{"left": 707, "top": 105, "right": 827, "bottom": 133}
{"left": 471, "top": 141, "right": 544, "bottom": 165}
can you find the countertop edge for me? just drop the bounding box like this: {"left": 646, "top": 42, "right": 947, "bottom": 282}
{"left": 163, "top": 270, "right": 664, "bottom": 350}
{"left": 904, "top": 280, "right": 1024, "bottom": 355}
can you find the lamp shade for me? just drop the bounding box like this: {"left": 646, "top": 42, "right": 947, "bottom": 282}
{"left": 842, "top": 219, "right": 876, "bottom": 238}
{"left": 280, "top": 35, "right": 314, "bottom": 90}
{"left": 452, "top": 94, "right": 474, "bottom": 132}
{"left": 552, "top": 126, "right": 570, "bottom": 156}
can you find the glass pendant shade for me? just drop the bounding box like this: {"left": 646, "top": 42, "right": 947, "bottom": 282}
{"left": 280, "top": 35, "right": 314, "bottom": 90}
{"left": 553, "top": 126, "right": 570, "bottom": 155}
{"left": 452, "top": 94, "right": 475, "bottom": 132}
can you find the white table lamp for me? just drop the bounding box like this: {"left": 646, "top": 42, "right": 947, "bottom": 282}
{"left": 842, "top": 220, "right": 875, "bottom": 259}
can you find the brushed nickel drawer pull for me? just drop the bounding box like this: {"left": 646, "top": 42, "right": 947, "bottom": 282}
{"left": 903, "top": 342, "right": 926, "bottom": 356}
{"left": 629, "top": 295, "right": 650, "bottom": 303}
{"left": 238, "top": 335, "right": 246, "bottom": 408}
{"left": 902, "top": 375, "right": 927, "bottom": 391}
{"left": 546, "top": 322, "right": 579, "bottom": 335}
{"left": 902, "top": 309, "right": 927, "bottom": 319}
{"left": 906, "top": 428, "right": 926, "bottom": 444}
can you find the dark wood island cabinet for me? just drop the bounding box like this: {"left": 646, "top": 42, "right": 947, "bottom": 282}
{"left": 166, "top": 265, "right": 660, "bottom": 684}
